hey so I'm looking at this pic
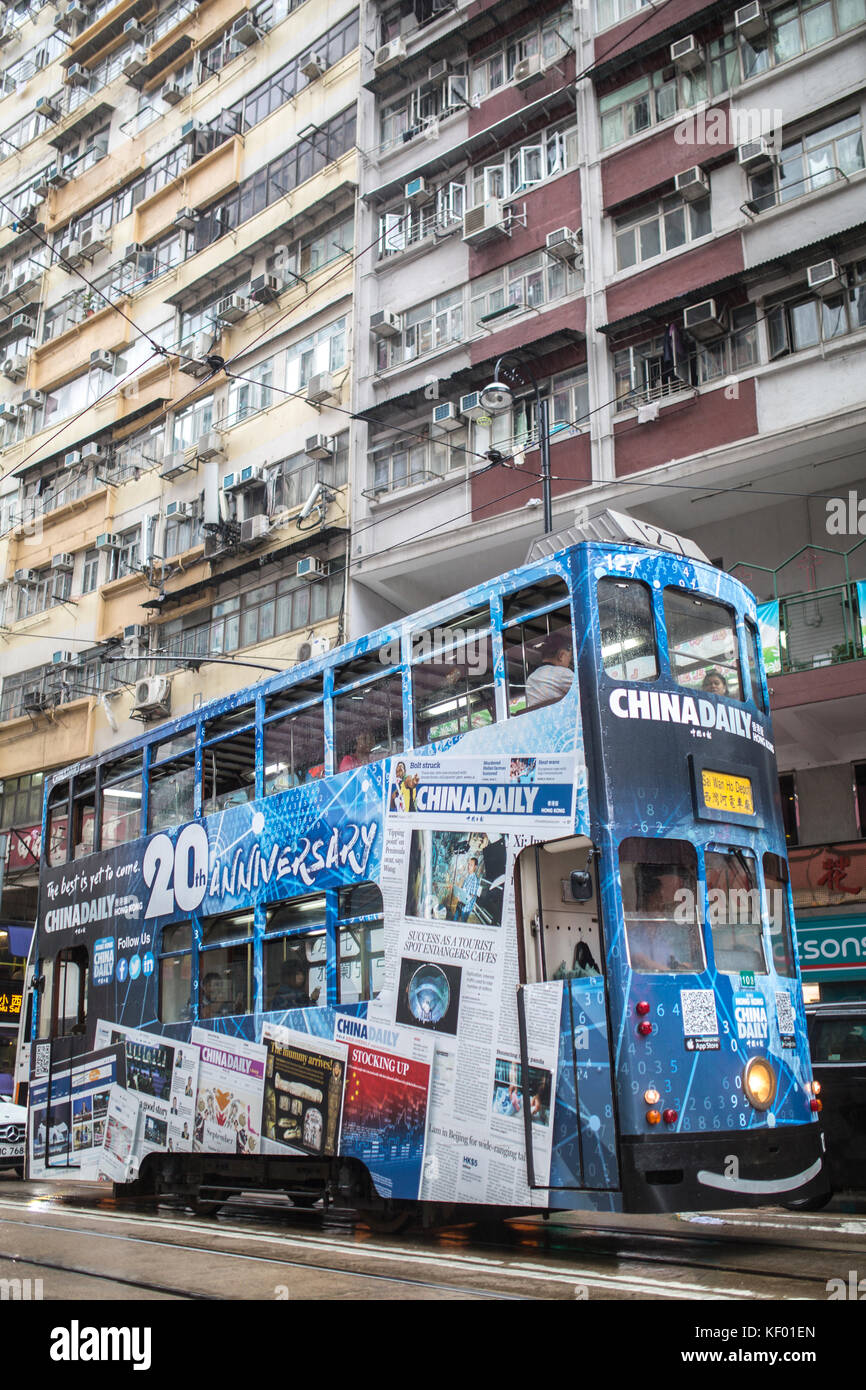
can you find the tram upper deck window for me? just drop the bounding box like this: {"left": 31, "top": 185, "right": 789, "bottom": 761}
{"left": 158, "top": 922, "right": 192, "bottom": 1024}
{"left": 199, "top": 909, "right": 253, "bottom": 1017}
{"left": 72, "top": 771, "right": 96, "bottom": 860}
{"left": 264, "top": 681, "right": 325, "bottom": 791}
{"left": 264, "top": 895, "right": 326, "bottom": 1010}
{"left": 597, "top": 578, "right": 658, "bottom": 681}
{"left": 100, "top": 752, "right": 142, "bottom": 850}
{"left": 202, "top": 706, "right": 257, "bottom": 814}
{"left": 663, "top": 589, "right": 743, "bottom": 699}
{"left": 46, "top": 781, "right": 69, "bottom": 867}
{"left": 705, "top": 849, "right": 766, "bottom": 974}
{"left": 412, "top": 604, "right": 496, "bottom": 746}
{"left": 619, "top": 837, "right": 704, "bottom": 974}
{"left": 763, "top": 852, "right": 796, "bottom": 977}
{"left": 503, "top": 577, "right": 573, "bottom": 715}
{"left": 148, "top": 731, "right": 196, "bottom": 833}
{"left": 334, "top": 654, "right": 403, "bottom": 771}
{"left": 745, "top": 618, "right": 768, "bottom": 712}
{"left": 337, "top": 882, "right": 384, "bottom": 1004}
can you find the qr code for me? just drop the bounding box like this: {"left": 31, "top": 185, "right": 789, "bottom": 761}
{"left": 775, "top": 991, "right": 795, "bottom": 1036}
{"left": 681, "top": 990, "right": 719, "bottom": 1038}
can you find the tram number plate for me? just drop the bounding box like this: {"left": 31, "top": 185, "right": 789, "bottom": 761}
{"left": 701, "top": 769, "right": 754, "bottom": 816}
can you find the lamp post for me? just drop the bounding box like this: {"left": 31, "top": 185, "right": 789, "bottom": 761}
{"left": 479, "top": 353, "right": 552, "bottom": 534}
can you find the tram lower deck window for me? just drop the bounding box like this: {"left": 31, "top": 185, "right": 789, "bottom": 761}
{"left": 158, "top": 922, "right": 193, "bottom": 1023}
{"left": 619, "top": 837, "right": 704, "bottom": 974}
{"left": 337, "top": 882, "right": 384, "bottom": 1004}
{"left": 264, "top": 896, "right": 327, "bottom": 1010}
{"left": 200, "top": 910, "right": 253, "bottom": 1018}
{"left": 705, "top": 849, "right": 766, "bottom": 974}
{"left": 763, "top": 853, "right": 796, "bottom": 977}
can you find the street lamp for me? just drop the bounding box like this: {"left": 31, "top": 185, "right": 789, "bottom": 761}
{"left": 479, "top": 353, "right": 552, "bottom": 534}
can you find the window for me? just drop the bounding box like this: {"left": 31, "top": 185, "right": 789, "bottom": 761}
{"left": 228, "top": 358, "right": 274, "bottom": 423}
{"left": 765, "top": 261, "right": 866, "bottom": 359}
{"left": 377, "top": 289, "right": 464, "bottom": 370}
{"left": 615, "top": 193, "right": 711, "bottom": 270}
{"left": 171, "top": 395, "right": 214, "bottom": 452}
{"left": 595, "top": 0, "right": 652, "bottom": 31}
{"left": 0, "top": 772, "right": 44, "bottom": 830}
{"left": 749, "top": 113, "right": 864, "bottom": 212}
{"left": 705, "top": 848, "right": 766, "bottom": 974}
{"left": 46, "top": 781, "right": 69, "bottom": 866}
{"left": 597, "top": 578, "right": 658, "bottom": 681}
{"left": 268, "top": 211, "right": 354, "bottom": 282}
{"left": 199, "top": 910, "right": 254, "bottom": 1017}
{"left": 202, "top": 707, "right": 257, "bottom": 813}
{"left": 148, "top": 732, "right": 196, "bottom": 833}
{"left": 369, "top": 428, "right": 468, "bottom": 495}
{"left": 80, "top": 549, "right": 100, "bottom": 594}
{"left": 502, "top": 578, "right": 573, "bottom": 715}
{"left": 337, "top": 883, "right": 384, "bottom": 1004}
{"left": 269, "top": 433, "right": 348, "bottom": 512}
{"left": 158, "top": 922, "right": 193, "bottom": 1024}
{"left": 471, "top": 6, "right": 573, "bottom": 99}
{"left": 100, "top": 753, "right": 142, "bottom": 850}
{"left": 164, "top": 507, "right": 200, "bottom": 559}
{"left": 264, "top": 688, "right": 325, "bottom": 790}
{"left": 763, "top": 852, "right": 796, "bottom": 976}
{"left": 108, "top": 528, "right": 141, "bottom": 581}
{"left": 334, "top": 665, "right": 404, "bottom": 770}
{"left": 412, "top": 605, "right": 496, "bottom": 745}
{"left": 620, "top": 837, "right": 704, "bottom": 973}
{"left": 663, "top": 589, "right": 743, "bottom": 697}
{"left": 740, "top": 0, "right": 866, "bottom": 81}
{"left": 811, "top": 1012, "right": 866, "bottom": 1063}
{"left": 16, "top": 567, "right": 71, "bottom": 621}
{"left": 856, "top": 763, "right": 866, "bottom": 836}
{"left": 380, "top": 63, "right": 468, "bottom": 150}
{"left": 264, "top": 896, "right": 326, "bottom": 1010}
{"left": 72, "top": 770, "right": 96, "bottom": 859}
{"left": 613, "top": 307, "right": 758, "bottom": 410}
{"left": 470, "top": 251, "right": 581, "bottom": 331}
{"left": 469, "top": 120, "right": 578, "bottom": 207}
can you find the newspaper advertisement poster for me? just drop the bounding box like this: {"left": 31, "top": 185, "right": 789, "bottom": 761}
{"left": 388, "top": 754, "right": 576, "bottom": 833}
{"left": 29, "top": 1065, "right": 71, "bottom": 1179}
{"left": 334, "top": 1015, "right": 434, "bottom": 1201}
{"left": 98, "top": 1084, "right": 142, "bottom": 1183}
{"left": 70, "top": 1046, "right": 125, "bottom": 1179}
{"left": 29, "top": 1045, "right": 125, "bottom": 1180}
{"left": 95, "top": 1020, "right": 198, "bottom": 1154}
{"left": 190, "top": 1028, "right": 267, "bottom": 1155}
{"left": 261, "top": 1022, "right": 346, "bottom": 1157}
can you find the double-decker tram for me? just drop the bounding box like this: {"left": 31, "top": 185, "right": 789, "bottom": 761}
{"left": 26, "top": 511, "right": 826, "bottom": 1218}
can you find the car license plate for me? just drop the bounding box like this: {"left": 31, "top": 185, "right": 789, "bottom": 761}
{"left": 0, "top": 1144, "right": 23, "bottom": 1157}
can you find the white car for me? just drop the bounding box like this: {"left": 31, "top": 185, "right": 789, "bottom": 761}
{"left": 0, "top": 1098, "right": 26, "bottom": 1175}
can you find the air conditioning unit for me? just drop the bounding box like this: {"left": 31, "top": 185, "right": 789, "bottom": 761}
{"left": 90, "top": 349, "right": 114, "bottom": 371}
{"left": 178, "top": 332, "right": 213, "bottom": 376}
{"left": 683, "top": 298, "right": 727, "bottom": 340}
{"left": 180, "top": 119, "right": 206, "bottom": 145}
{"left": 161, "top": 80, "right": 184, "bottom": 105}
{"left": 735, "top": 1, "right": 767, "bottom": 37}
{"left": 670, "top": 35, "right": 703, "bottom": 70}
{"left": 194, "top": 430, "right": 222, "bottom": 460}
{"left": 370, "top": 309, "right": 402, "bottom": 338}
{"left": 807, "top": 259, "right": 844, "bottom": 296}
{"left": 13, "top": 205, "right": 41, "bottom": 232}
{"left": 459, "top": 391, "right": 489, "bottom": 421}
{"left": 215, "top": 293, "right": 251, "bottom": 324}
{"left": 305, "top": 434, "right": 334, "bottom": 459}
{"left": 123, "top": 624, "right": 149, "bottom": 644}
{"left": 64, "top": 63, "right": 90, "bottom": 87}
{"left": 0, "top": 402, "right": 19, "bottom": 422}
{"left": 462, "top": 200, "right": 507, "bottom": 246}
{"left": 306, "top": 372, "right": 338, "bottom": 404}
{"left": 32, "top": 174, "right": 50, "bottom": 200}
{"left": 132, "top": 675, "right": 171, "bottom": 718}
{"left": 374, "top": 37, "right": 406, "bottom": 73}
{"left": 249, "top": 273, "right": 281, "bottom": 304}
{"left": 46, "top": 165, "right": 69, "bottom": 189}
{"left": 297, "top": 555, "right": 325, "bottom": 580}
{"left": 432, "top": 401, "right": 460, "bottom": 431}
{"left": 124, "top": 242, "right": 145, "bottom": 262}
{"left": 52, "top": 648, "right": 74, "bottom": 663}
{"left": 235, "top": 463, "right": 265, "bottom": 490}
{"left": 428, "top": 59, "right": 450, "bottom": 82}
{"left": 35, "top": 96, "right": 60, "bottom": 122}
{"left": 231, "top": 11, "right": 260, "bottom": 45}
{"left": 21, "top": 388, "right": 44, "bottom": 410}
{"left": 122, "top": 47, "right": 147, "bottom": 79}
{"left": 165, "top": 500, "right": 194, "bottom": 520}
{"left": 738, "top": 137, "right": 773, "bottom": 171}
{"left": 80, "top": 440, "right": 102, "bottom": 463}
{"left": 300, "top": 51, "right": 326, "bottom": 80}
{"left": 674, "top": 166, "right": 710, "bottom": 201}
{"left": 23, "top": 687, "right": 49, "bottom": 713}
{"left": 405, "top": 176, "right": 432, "bottom": 205}
{"left": 58, "top": 1, "right": 87, "bottom": 28}
{"left": 11, "top": 312, "right": 36, "bottom": 336}
{"left": 545, "top": 226, "right": 582, "bottom": 263}
{"left": 513, "top": 53, "right": 546, "bottom": 88}
{"left": 79, "top": 223, "right": 109, "bottom": 258}
{"left": 172, "top": 207, "right": 199, "bottom": 231}
{"left": 14, "top": 568, "right": 39, "bottom": 583}
{"left": 160, "top": 451, "right": 189, "bottom": 480}
{"left": 122, "top": 17, "right": 145, "bottom": 40}
{"left": 58, "top": 239, "right": 85, "bottom": 268}
{"left": 239, "top": 514, "right": 268, "bottom": 546}
{"left": 95, "top": 532, "right": 119, "bottom": 550}
{"left": 64, "top": 449, "right": 83, "bottom": 467}
{"left": 51, "top": 553, "right": 74, "bottom": 571}
{"left": 2, "top": 355, "right": 26, "bottom": 381}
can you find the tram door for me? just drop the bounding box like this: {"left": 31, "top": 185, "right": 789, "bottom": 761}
{"left": 515, "top": 841, "right": 620, "bottom": 1192}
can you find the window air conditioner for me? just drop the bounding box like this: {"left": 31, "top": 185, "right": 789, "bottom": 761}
{"left": 58, "top": 239, "right": 85, "bottom": 268}
{"left": 459, "top": 391, "right": 488, "bottom": 421}
{"left": 215, "top": 293, "right": 251, "bottom": 324}
{"left": 11, "top": 312, "right": 36, "bottom": 335}
{"left": 806, "top": 259, "right": 844, "bottom": 296}
{"left": 46, "top": 165, "right": 69, "bottom": 189}
{"left": 173, "top": 207, "right": 199, "bottom": 231}
{"left": 80, "top": 441, "right": 102, "bottom": 463}
{"left": 513, "top": 53, "right": 546, "bottom": 88}
{"left": 370, "top": 309, "right": 402, "bottom": 338}
{"left": 21, "top": 388, "right": 44, "bottom": 409}
{"left": 165, "top": 500, "right": 194, "bottom": 520}
{"left": 545, "top": 227, "right": 582, "bottom": 263}
{"left": 35, "top": 96, "right": 60, "bottom": 121}
{"left": 64, "top": 63, "right": 90, "bottom": 87}
{"left": 300, "top": 52, "right": 326, "bottom": 80}
{"left": 231, "top": 11, "right": 260, "bottom": 46}
{"left": 51, "top": 554, "right": 74, "bottom": 571}
{"left": 161, "top": 80, "right": 184, "bottom": 105}
{"left": 305, "top": 434, "right": 335, "bottom": 459}
{"left": 432, "top": 401, "right": 460, "bottom": 430}
{"left": 239, "top": 514, "right": 269, "bottom": 546}
{"left": 428, "top": 59, "right": 450, "bottom": 82}
{"left": 123, "top": 17, "right": 145, "bottom": 41}
{"left": 462, "top": 200, "right": 507, "bottom": 246}
{"left": 95, "top": 532, "right": 119, "bottom": 550}
{"left": 249, "top": 273, "right": 281, "bottom": 304}
{"left": 305, "top": 372, "right": 338, "bottom": 404}
{"left": 296, "top": 556, "right": 325, "bottom": 580}
{"left": 738, "top": 138, "right": 773, "bottom": 170}
{"left": 52, "top": 648, "right": 74, "bottom": 663}
{"left": 90, "top": 349, "right": 114, "bottom": 371}
{"left": 178, "top": 332, "right": 213, "bottom": 376}
{"left": 0, "top": 402, "right": 19, "bottom": 422}
{"left": 670, "top": 35, "right": 703, "bottom": 70}
{"left": 65, "top": 450, "right": 82, "bottom": 466}
{"left": 2, "top": 355, "right": 26, "bottom": 381}
{"left": 79, "top": 223, "right": 109, "bottom": 258}
{"left": 374, "top": 38, "right": 406, "bottom": 73}
{"left": 674, "top": 166, "right": 710, "bottom": 201}
{"left": 734, "top": 2, "right": 767, "bottom": 38}
{"left": 404, "top": 176, "right": 433, "bottom": 205}
{"left": 195, "top": 430, "right": 224, "bottom": 460}
{"left": 160, "top": 452, "right": 189, "bottom": 480}
{"left": 122, "top": 47, "right": 147, "bottom": 80}
{"left": 682, "top": 299, "right": 727, "bottom": 340}
{"left": 14, "top": 568, "right": 39, "bottom": 584}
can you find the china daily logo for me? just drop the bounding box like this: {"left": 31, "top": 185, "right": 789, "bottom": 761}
{"left": 50, "top": 1322, "right": 151, "bottom": 1371}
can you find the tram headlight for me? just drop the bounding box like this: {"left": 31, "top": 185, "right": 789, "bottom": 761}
{"left": 743, "top": 1057, "right": 777, "bottom": 1111}
{"left": 810, "top": 1081, "right": 821, "bottom": 1096}
{"left": 644, "top": 1088, "right": 660, "bottom": 1105}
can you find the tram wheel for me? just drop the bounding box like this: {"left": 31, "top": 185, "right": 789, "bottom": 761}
{"left": 782, "top": 1191, "right": 832, "bottom": 1212}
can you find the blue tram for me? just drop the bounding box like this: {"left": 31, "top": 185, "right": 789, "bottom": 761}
{"left": 26, "top": 512, "right": 826, "bottom": 1216}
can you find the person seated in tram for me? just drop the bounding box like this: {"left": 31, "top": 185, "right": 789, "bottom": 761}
{"left": 339, "top": 729, "right": 375, "bottom": 773}
{"left": 525, "top": 631, "right": 575, "bottom": 710}
{"left": 702, "top": 669, "right": 728, "bottom": 696}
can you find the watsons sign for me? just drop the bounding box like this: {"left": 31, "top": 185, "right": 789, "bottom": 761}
{"left": 609, "top": 687, "right": 772, "bottom": 747}
{"left": 799, "top": 923, "right": 866, "bottom": 973}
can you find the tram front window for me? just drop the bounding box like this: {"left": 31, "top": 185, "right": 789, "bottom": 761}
{"left": 705, "top": 848, "right": 766, "bottom": 974}
{"left": 620, "top": 837, "right": 704, "bottom": 974}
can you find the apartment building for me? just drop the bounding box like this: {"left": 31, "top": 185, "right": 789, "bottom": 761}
{"left": 0, "top": 0, "right": 360, "bottom": 921}
{"left": 349, "top": 0, "right": 866, "bottom": 996}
